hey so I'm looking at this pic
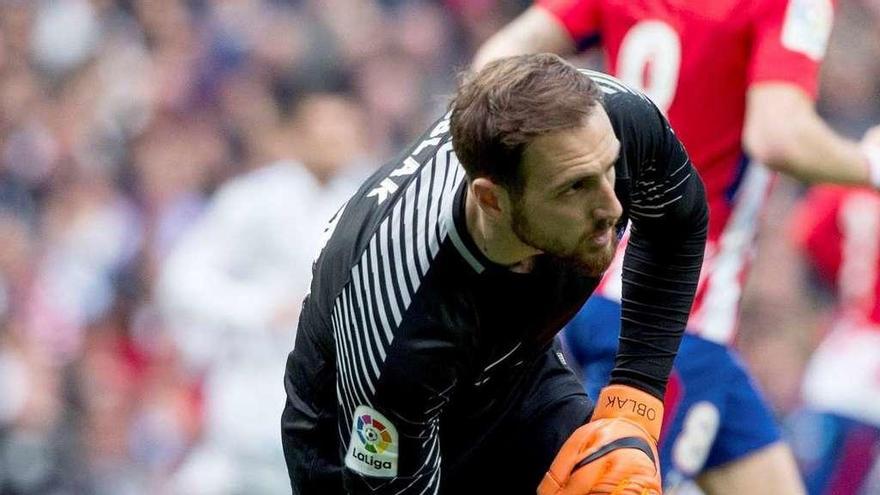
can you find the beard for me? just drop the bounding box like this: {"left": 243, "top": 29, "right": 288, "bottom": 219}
{"left": 510, "top": 203, "right": 619, "bottom": 278}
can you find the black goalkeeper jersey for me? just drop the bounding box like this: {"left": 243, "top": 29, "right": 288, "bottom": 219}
{"left": 282, "top": 70, "right": 708, "bottom": 494}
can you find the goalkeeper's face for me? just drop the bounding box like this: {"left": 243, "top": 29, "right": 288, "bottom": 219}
{"left": 511, "top": 109, "right": 622, "bottom": 277}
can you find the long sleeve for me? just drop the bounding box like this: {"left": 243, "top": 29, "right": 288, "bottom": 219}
{"left": 611, "top": 97, "right": 709, "bottom": 399}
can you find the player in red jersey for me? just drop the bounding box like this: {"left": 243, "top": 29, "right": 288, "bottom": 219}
{"left": 474, "top": 0, "right": 880, "bottom": 493}
{"left": 789, "top": 184, "right": 880, "bottom": 494}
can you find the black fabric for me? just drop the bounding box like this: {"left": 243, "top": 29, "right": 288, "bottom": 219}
{"left": 438, "top": 343, "right": 593, "bottom": 495}
{"left": 596, "top": 75, "right": 709, "bottom": 399}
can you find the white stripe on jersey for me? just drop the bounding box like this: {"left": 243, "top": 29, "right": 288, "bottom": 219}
{"left": 419, "top": 462, "right": 441, "bottom": 495}
{"left": 415, "top": 159, "right": 434, "bottom": 275}
{"left": 427, "top": 144, "right": 455, "bottom": 257}
{"left": 580, "top": 69, "right": 638, "bottom": 95}
{"left": 402, "top": 173, "right": 422, "bottom": 284}
{"left": 439, "top": 161, "right": 481, "bottom": 273}
{"left": 483, "top": 342, "right": 522, "bottom": 372}
{"left": 630, "top": 154, "right": 691, "bottom": 218}
{"left": 368, "top": 237, "right": 395, "bottom": 344}
{"left": 631, "top": 193, "right": 684, "bottom": 210}
{"left": 441, "top": 191, "right": 483, "bottom": 273}
{"left": 332, "top": 305, "right": 365, "bottom": 417}
{"left": 341, "top": 290, "right": 374, "bottom": 401}
{"left": 331, "top": 136, "right": 459, "bottom": 458}
{"left": 691, "top": 163, "right": 773, "bottom": 344}
{"left": 354, "top": 262, "right": 386, "bottom": 361}
{"left": 839, "top": 193, "right": 880, "bottom": 314}
{"left": 343, "top": 288, "right": 377, "bottom": 396}
{"left": 379, "top": 219, "right": 403, "bottom": 326}
{"left": 350, "top": 272, "right": 383, "bottom": 377}
{"left": 390, "top": 199, "right": 413, "bottom": 309}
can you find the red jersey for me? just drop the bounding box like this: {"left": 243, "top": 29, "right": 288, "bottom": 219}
{"left": 795, "top": 187, "right": 880, "bottom": 425}
{"left": 793, "top": 186, "right": 880, "bottom": 325}
{"left": 539, "top": 0, "right": 834, "bottom": 344}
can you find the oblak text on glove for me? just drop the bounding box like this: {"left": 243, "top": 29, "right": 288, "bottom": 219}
{"left": 605, "top": 395, "right": 658, "bottom": 422}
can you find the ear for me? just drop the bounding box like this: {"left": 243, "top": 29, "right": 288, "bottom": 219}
{"left": 471, "top": 177, "right": 511, "bottom": 218}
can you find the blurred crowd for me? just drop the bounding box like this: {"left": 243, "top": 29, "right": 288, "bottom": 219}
{"left": 0, "top": 0, "right": 530, "bottom": 493}
{"left": 738, "top": 0, "right": 880, "bottom": 413}
{"left": 0, "top": 0, "right": 877, "bottom": 494}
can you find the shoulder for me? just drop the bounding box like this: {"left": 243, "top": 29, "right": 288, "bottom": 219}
{"left": 580, "top": 69, "right": 663, "bottom": 127}
{"left": 311, "top": 115, "right": 466, "bottom": 314}
{"left": 580, "top": 70, "right": 672, "bottom": 169}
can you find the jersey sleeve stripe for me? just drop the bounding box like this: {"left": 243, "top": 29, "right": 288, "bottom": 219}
{"left": 629, "top": 212, "right": 665, "bottom": 219}
{"left": 580, "top": 69, "right": 637, "bottom": 95}
{"left": 631, "top": 194, "right": 685, "bottom": 210}
{"left": 691, "top": 163, "right": 772, "bottom": 343}
{"left": 390, "top": 200, "right": 414, "bottom": 308}
{"left": 415, "top": 160, "right": 435, "bottom": 276}
{"left": 442, "top": 152, "right": 461, "bottom": 199}
{"left": 355, "top": 263, "right": 387, "bottom": 368}
{"left": 427, "top": 144, "right": 454, "bottom": 257}
{"left": 483, "top": 342, "right": 522, "bottom": 372}
{"left": 662, "top": 173, "right": 692, "bottom": 194}
{"left": 353, "top": 261, "right": 386, "bottom": 362}
{"left": 367, "top": 238, "right": 396, "bottom": 345}
{"left": 440, "top": 163, "right": 482, "bottom": 273}
{"left": 416, "top": 471, "right": 440, "bottom": 495}
{"left": 379, "top": 219, "right": 404, "bottom": 326}
{"left": 343, "top": 287, "right": 379, "bottom": 393}
{"left": 332, "top": 316, "right": 356, "bottom": 424}
{"left": 392, "top": 422, "right": 441, "bottom": 495}
{"left": 669, "top": 158, "right": 689, "bottom": 177}
{"left": 444, "top": 207, "right": 484, "bottom": 273}
{"left": 332, "top": 306, "right": 362, "bottom": 418}
{"left": 330, "top": 142, "right": 462, "bottom": 491}
{"left": 402, "top": 175, "right": 423, "bottom": 286}
{"left": 335, "top": 294, "right": 373, "bottom": 405}
{"left": 336, "top": 258, "right": 386, "bottom": 418}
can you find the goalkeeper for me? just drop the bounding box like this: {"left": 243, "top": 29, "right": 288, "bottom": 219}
{"left": 282, "top": 53, "right": 707, "bottom": 494}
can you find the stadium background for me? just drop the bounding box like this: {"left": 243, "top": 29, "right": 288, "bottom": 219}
{"left": 0, "top": 0, "right": 877, "bottom": 493}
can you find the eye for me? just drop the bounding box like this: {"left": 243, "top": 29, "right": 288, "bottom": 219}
{"left": 561, "top": 178, "right": 591, "bottom": 197}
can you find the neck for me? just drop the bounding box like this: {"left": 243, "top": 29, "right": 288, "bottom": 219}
{"left": 464, "top": 186, "right": 541, "bottom": 272}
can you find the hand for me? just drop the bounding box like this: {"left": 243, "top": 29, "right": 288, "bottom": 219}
{"left": 538, "top": 385, "right": 663, "bottom": 495}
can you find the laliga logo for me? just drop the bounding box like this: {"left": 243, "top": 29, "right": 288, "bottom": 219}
{"left": 356, "top": 414, "right": 393, "bottom": 453}
{"left": 346, "top": 406, "right": 398, "bottom": 476}
{"left": 354, "top": 414, "right": 394, "bottom": 470}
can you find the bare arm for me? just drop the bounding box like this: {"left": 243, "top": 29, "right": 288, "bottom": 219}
{"left": 743, "top": 83, "right": 879, "bottom": 186}
{"left": 472, "top": 6, "right": 577, "bottom": 71}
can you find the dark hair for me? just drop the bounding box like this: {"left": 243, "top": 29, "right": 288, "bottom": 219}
{"left": 449, "top": 54, "right": 602, "bottom": 191}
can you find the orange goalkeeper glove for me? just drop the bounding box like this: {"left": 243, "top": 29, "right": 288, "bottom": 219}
{"left": 538, "top": 385, "right": 663, "bottom": 495}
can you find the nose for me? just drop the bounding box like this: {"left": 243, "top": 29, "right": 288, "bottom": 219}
{"left": 592, "top": 176, "right": 622, "bottom": 224}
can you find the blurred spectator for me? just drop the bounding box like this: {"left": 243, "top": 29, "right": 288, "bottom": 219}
{"left": 156, "top": 91, "right": 372, "bottom": 494}
{"left": 736, "top": 0, "right": 880, "bottom": 415}
{"left": 783, "top": 186, "right": 880, "bottom": 494}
